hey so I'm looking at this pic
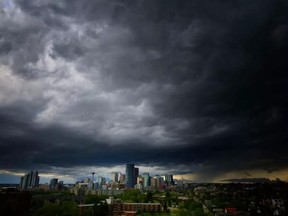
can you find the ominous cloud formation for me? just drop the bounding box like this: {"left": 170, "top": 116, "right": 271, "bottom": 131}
{"left": 0, "top": 0, "right": 287, "bottom": 182}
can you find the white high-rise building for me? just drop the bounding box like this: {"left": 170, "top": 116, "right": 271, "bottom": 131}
{"left": 111, "top": 172, "right": 120, "bottom": 182}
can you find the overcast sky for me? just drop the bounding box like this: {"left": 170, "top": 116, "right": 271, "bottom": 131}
{"left": 0, "top": 0, "right": 287, "bottom": 183}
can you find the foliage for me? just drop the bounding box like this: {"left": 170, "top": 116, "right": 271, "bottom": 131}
{"left": 116, "top": 189, "right": 146, "bottom": 203}
{"left": 33, "top": 201, "right": 80, "bottom": 216}
{"left": 212, "top": 196, "right": 230, "bottom": 208}
{"left": 141, "top": 212, "right": 170, "bottom": 216}
{"left": 145, "top": 191, "right": 153, "bottom": 203}
{"left": 84, "top": 194, "right": 108, "bottom": 204}
{"left": 31, "top": 191, "right": 70, "bottom": 196}
{"left": 176, "top": 199, "right": 208, "bottom": 216}
{"left": 31, "top": 198, "right": 45, "bottom": 212}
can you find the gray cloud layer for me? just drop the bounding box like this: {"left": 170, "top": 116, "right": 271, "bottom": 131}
{"left": 0, "top": 0, "right": 287, "bottom": 181}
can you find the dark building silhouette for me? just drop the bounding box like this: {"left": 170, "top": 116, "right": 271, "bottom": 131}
{"left": 20, "top": 171, "right": 39, "bottom": 189}
{"left": 125, "top": 164, "right": 135, "bottom": 188}
{"left": 134, "top": 167, "right": 139, "bottom": 186}
{"left": 50, "top": 178, "right": 58, "bottom": 190}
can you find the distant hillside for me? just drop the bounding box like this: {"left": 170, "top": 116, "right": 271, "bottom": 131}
{"left": 222, "top": 178, "right": 273, "bottom": 183}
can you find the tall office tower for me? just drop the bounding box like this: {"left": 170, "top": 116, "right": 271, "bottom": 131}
{"left": 50, "top": 178, "right": 58, "bottom": 189}
{"left": 125, "top": 164, "right": 135, "bottom": 188}
{"left": 50, "top": 178, "right": 58, "bottom": 186}
{"left": 142, "top": 172, "right": 150, "bottom": 188}
{"left": 117, "top": 172, "right": 122, "bottom": 182}
{"left": 22, "top": 173, "right": 29, "bottom": 189}
{"left": 156, "top": 176, "right": 164, "bottom": 188}
{"left": 134, "top": 167, "right": 139, "bottom": 185}
{"left": 111, "top": 172, "right": 119, "bottom": 182}
{"left": 151, "top": 176, "right": 164, "bottom": 189}
{"left": 97, "top": 176, "right": 106, "bottom": 187}
{"left": 20, "top": 171, "right": 40, "bottom": 189}
{"left": 150, "top": 177, "right": 157, "bottom": 188}
{"left": 120, "top": 173, "right": 125, "bottom": 183}
{"left": 135, "top": 176, "right": 144, "bottom": 190}
{"left": 27, "top": 171, "right": 33, "bottom": 188}
{"left": 164, "top": 174, "right": 174, "bottom": 185}
{"left": 137, "top": 176, "right": 144, "bottom": 185}
{"left": 20, "top": 175, "right": 28, "bottom": 189}
{"left": 31, "top": 171, "right": 39, "bottom": 188}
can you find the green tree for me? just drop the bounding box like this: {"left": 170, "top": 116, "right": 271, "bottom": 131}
{"left": 33, "top": 201, "right": 80, "bottom": 216}
{"left": 117, "top": 189, "right": 145, "bottom": 203}
{"left": 145, "top": 191, "right": 153, "bottom": 203}
{"left": 61, "top": 201, "right": 80, "bottom": 216}
{"left": 85, "top": 194, "right": 108, "bottom": 204}
{"left": 176, "top": 199, "right": 208, "bottom": 216}
{"left": 33, "top": 203, "right": 60, "bottom": 216}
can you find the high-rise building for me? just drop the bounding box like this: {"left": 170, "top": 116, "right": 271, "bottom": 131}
{"left": 119, "top": 173, "right": 125, "bottom": 183}
{"left": 164, "top": 174, "right": 174, "bottom": 185}
{"left": 97, "top": 176, "right": 106, "bottom": 187}
{"left": 50, "top": 178, "right": 58, "bottom": 189}
{"left": 137, "top": 176, "right": 144, "bottom": 185}
{"left": 50, "top": 178, "right": 58, "bottom": 186}
{"left": 20, "top": 174, "right": 28, "bottom": 189}
{"left": 150, "top": 177, "right": 157, "bottom": 188}
{"left": 135, "top": 179, "right": 144, "bottom": 190}
{"left": 134, "top": 167, "right": 139, "bottom": 186}
{"left": 111, "top": 172, "right": 119, "bottom": 182}
{"left": 150, "top": 176, "right": 164, "bottom": 189}
{"left": 125, "top": 164, "right": 135, "bottom": 188}
{"left": 31, "top": 171, "right": 40, "bottom": 188}
{"left": 20, "top": 171, "right": 40, "bottom": 189}
{"left": 142, "top": 172, "right": 150, "bottom": 188}
{"left": 156, "top": 176, "right": 164, "bottom": 188}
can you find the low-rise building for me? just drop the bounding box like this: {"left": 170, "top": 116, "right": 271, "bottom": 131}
{"left": 110, "top": 201, "right": 161, "bottom": 216}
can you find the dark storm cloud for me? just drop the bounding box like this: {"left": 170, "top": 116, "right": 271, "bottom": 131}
{"left": 0, "top": 0, "right": 287, "bottom": 180}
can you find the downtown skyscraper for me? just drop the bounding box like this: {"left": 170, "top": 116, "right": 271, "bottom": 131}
{"left": 20, "top": 171, "right": 40, "bottom": 189}
{"left": 125, "top": 164, "right": 139, "bottom": 188}
{"left": 125, "top": 164, "right": 135, "bottom": 188}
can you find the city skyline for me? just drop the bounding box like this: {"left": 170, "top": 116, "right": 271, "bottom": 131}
{"left": 7, "top": 164, "right": 175, "bottom": 187}
{"left": 0, "top": 0, "right": 287, "bottom": 184}
{"left": 13, "top": 164, "right": 286, "bottom": 188}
